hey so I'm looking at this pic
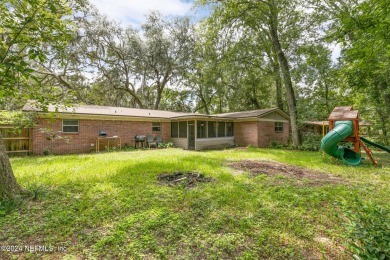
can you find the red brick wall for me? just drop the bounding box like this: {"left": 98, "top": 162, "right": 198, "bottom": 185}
{"left": 31, "top": 118, "right": 288, "bottom": 153}
{"left": 32, "top": 118, "right": 170, "bottom": 155}
{"left": 258, "top": 121, "right": 289, "bottom": 147}
{"left": 160, "top": 122, "right": 171, "bottom": 142}
{"left": 234, "top": 121, "right": 259, "bottom": 147}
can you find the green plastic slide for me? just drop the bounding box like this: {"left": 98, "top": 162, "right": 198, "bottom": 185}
{"left": 320, "top": 121, "right": 361, "bottom": 166}
{"left": 360, "top": 136, "right": 390, "bottom": 153}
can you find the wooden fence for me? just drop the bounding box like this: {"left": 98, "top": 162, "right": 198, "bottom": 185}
{"left": 0, "top": 125, "right": 32, "bottom": 154}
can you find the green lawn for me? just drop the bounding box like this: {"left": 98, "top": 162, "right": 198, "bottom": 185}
{"left": 1, "top": 148, "right": 389, "bottom": 259}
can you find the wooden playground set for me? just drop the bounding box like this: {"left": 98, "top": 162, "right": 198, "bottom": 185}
{"left": 321, "top": 106, "right": 390, "bottom": 166}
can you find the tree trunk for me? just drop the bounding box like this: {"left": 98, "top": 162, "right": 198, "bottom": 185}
{"left": 199, "top": 85, "right": 211, "bottom": 115}
{"left": 268, "top": 2, "right": 301, "bottom": 147}
{"left": 0, "top": 132, "right": 25, "bottom": 201}
{"left": 325, "top": 83, "right": 330, "bottom": 115}
{"left": 130, "top": 90, "right": 145, "bottom": 109}
{"left": 154, "top": 88, "right": 162, "bottom": 110}
{"left": 251, "top": 87, "right": 260, "bottom": 109}
{"left": 272, "top": 59, "right": 284, "bottom": 111}
{"left": 264, "top": 48, "right": 284, "bottom": 111}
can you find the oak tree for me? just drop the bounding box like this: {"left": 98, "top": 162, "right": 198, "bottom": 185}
{"left": 0, "top": 0, "right": 75, "bottom": 200}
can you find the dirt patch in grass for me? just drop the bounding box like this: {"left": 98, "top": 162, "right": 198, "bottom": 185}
{"left": 158, "top": 172, "right": 214, "bottom": 188}
{"left": 228, "top": 160, "right": 344, "bottom": 185}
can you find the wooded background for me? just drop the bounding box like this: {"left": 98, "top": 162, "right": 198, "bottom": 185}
{"left": 1, "top": 0, "right": 389, "bottom": 146}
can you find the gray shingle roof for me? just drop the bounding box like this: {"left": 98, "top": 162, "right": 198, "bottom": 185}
{"left": 22, "top": 102, "right": 289, "bottom": 120}
{"left": 213, "top": 108, "right": 279, "bottom": 118}
{"left": 22, "top": 103, "right": 197, "bottom": 119}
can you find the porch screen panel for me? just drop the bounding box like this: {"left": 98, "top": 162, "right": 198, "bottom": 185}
{"left": 226, "top": 122, "right": 233, "bottom": 137}
{"left": 208, "top": 121, "right": 216, "bottom": 138}
{"left": 197, "top": 121, "right": 207, "bottom": 138}
{"left": 218, "top": 122, "right": 226, "bottom": 137}
{"left": 171, "top": 122, "right": 178, "bottom": 138}
{"left": 179, "top": 121, "right": 187, "bottom": 138}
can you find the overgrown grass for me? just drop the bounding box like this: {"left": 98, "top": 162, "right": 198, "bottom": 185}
{"left": 1, "top": 148, "right": 389, "bottom": 259}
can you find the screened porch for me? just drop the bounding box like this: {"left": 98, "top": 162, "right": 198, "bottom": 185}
{"left": 170, "top": 120, "right": 234, "bottom": 150}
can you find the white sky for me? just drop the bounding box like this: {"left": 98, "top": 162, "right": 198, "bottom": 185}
{"left": 331, "top": 43, "right": 341, "bottom": 61}
{"left": 88, "top": 0, "right": 341, "bottom": 61}
{"left": 89, "top": 0, "right": 200, "bottom": 27}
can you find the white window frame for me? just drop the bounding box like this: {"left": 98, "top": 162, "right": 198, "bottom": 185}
{"left": 62, "top": 119, "right": 79, "bottom": 133}
{"left": 152, "top": 122, "right": 161, "bottom": 132}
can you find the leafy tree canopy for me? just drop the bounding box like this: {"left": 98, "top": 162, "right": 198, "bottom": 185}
{"left": 0, "top": 0, "right": 76, "bottom": 107}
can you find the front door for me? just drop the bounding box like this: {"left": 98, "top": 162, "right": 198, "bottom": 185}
{"left": 188, "top": 122, "right": 195, "bottom": 150}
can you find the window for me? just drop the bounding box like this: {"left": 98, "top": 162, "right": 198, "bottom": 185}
{"left": 179, "top": 121, "right": 187, "bottom": 138}
{"left": 226, "top": 122, "right": 234, "bottom": 137}
{"left": 275, "top": 122, "right": 283, "bottom": 133}
{"left": 208, "top": 121, "right": 217, "bottom": 138}
{"left": 218, "top": 122, "right": 226, "bottom": 137}
{"left": 171, "top": 121, "right": 188, "bottom": 138}
{"left": 171, "top": 122, "right": 178, "bottom": 138}
{"left": 197, "top": 121, "right": 207, "bottom": 138}
{"left": 63, "top": 119, "right": 79, "bottom": 133}
{"left": 152, "top": 122, "right": 161, "bottom": 132}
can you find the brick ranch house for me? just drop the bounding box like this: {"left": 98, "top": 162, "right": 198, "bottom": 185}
{"left": 22, "top": 103, "right": 290, "bottom": 154}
